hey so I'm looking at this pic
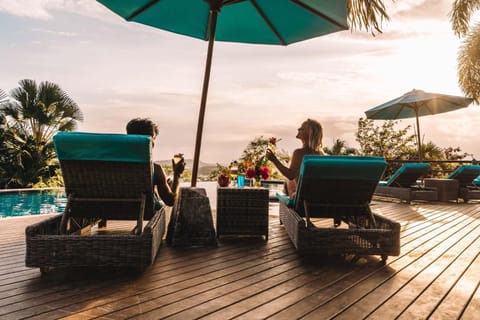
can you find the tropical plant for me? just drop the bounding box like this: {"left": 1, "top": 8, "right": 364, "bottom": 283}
{"left": 238, "top": 136, "right": 289, "bottom": 180}
{"left": 355, "top": 118, "right": 469, "bottom": 178}
{"left": 355, "top": 118, "right": 416, "bottom": 159}
{"left": 0, "top": 79, "right": 83, "bottom": 188}
{"left": 348, "top": 0, "right": 390, "bottom": 35}
{"left": 451, "top": 0, "right": 480, "bottom": 103}
{"left": 323, "top": 138, "right": 359, "bottom": 155}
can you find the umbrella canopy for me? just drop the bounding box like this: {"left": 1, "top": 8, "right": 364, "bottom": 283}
{"left": 365, "top": 89, "right": 474, "bottom": 161}
{"left": 97, "top": 0, "right": 348, "bottom": 186}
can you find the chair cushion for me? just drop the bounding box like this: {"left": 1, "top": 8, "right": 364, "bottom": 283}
{"left": 384, "top": 163, "right": 430, "bottom": 187}
{"left": 447, "top": 165, "right": 480, "bottom": 187}
{"left": 474, "top": 177, "right": 480, "bottom": 186}
{"left": 291, "top": 155, "right": 387, "bottom": 214}
{"left": 276, "top": 191, "right": 294, "bottom": 207}
{"left": 54, "top": 132, "right": 151, "bottom": 163}
{"left": 53, "top": 132, "right": 151, "bottom": 163}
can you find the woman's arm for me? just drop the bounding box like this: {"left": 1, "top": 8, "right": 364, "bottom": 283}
{"left": 266, "top": 148, "right": 303, "bottom": 180}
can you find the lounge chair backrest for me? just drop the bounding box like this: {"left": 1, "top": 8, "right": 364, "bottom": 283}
{"left": 385, "top": 163, "right": 430, "bottom": 187}
{"left": 447, "top": 165, "right": 480, "bottom": 187}
{"left": 293, "top": 155, "right": 387, "bottom": 215}
{"left": 54, "top": 132, "right": 156, "bottom": 219}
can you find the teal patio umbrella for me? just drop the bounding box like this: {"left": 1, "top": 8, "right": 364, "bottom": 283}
{"left": 97, "top": 0, "right": 348, "bottom": 186}
{"left": 365, "top": 89, "right": 474, "bottom": 161}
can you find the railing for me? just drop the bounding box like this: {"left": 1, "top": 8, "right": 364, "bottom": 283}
{"left": 386, "top": 159, "right": 479, "bottom": 177}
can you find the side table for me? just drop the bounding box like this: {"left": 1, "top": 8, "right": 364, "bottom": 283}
{"left": 424, "top": 178, "right": 459, "bottom": 202}
{"left": 216, "top": 187, "right": 269, "bottom": 240}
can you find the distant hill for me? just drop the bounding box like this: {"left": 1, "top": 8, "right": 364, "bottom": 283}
{"left": 155, "top": 159, "right": 222, "bottom": 178}
{"left": 155, "top": 159, "right": 219, "bottom": 170}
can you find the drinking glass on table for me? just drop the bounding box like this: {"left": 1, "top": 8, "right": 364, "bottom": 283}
{"left": 230, "top": 161, "right": 238, "bottom": 186}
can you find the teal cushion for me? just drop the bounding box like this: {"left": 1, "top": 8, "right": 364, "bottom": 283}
{"left": 473, "top": 177, "right": 480, "bottom": 186}
{"left": 384, "top": 163, "right": 430, "bottom": 187}
{"left": 290, "top": 155, "right": 387, "bottom": 209}
{"left": 448, "top": 165, "right": 480, "bottom": 187}
{"left": 276, "top": 191, "right": 294, "bottom": 207}
{"left": 54, "top": 132, "right": 151, "bottom": 163}
{"left": 299, "top": 155, "right": 387, "bottom": 180}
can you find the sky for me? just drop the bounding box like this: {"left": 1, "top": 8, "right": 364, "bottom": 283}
{"left": 0, "top": 0, "right": 479, "bottom": 164}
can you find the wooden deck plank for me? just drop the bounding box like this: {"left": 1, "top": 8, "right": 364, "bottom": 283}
{"left": 282, "top": 205, "right": 480, "bottom": 319}
{"left": 0, "top": 203, "right": 479, "bottom": 319}
{"left": 5, "top": 240, "right": 292, "bottom": 319}
{"left": 362, "top": 214, "right": 480, "bottom": 319}
{"left": 14, "top": 233, "right": 292, "bottom": 319}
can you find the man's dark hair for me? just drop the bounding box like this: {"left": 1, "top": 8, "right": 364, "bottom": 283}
{"left": 126, "top": 118, "right": 159, "bottom": 137}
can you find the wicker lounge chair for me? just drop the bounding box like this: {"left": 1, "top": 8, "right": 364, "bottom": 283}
{"left": 25, "top": 132, "right": 165, "bottom": 272}
{"left": 447, "top": 165, "right": 480, "bottom": 202}
{"left": 374, "top": 163, "right": 437, "bottom": 203}
{"left": 277, "top": 155, "right": 400, "bottom": 262}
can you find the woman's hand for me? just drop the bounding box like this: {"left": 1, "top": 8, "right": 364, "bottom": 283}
{"left": 266, "top": 148, "right": 276, "bottom": 162}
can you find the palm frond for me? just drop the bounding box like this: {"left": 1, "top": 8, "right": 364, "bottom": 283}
{"left": 458, "top": 23, "right": 480, "bottom": 103}
{"left": 450, "top": 0, "right": 480, "bottom": 37}
{"left": 348, "top": 0, "right": 390, "bottom": 35}
{"left": 0, "top": 89, "right": 8, "bottom": 103}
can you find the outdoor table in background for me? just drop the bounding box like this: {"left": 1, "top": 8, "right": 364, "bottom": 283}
{"left": 216, "top": 187, "right": 269, "bottom": 240}
{"left": 424, "top": 178, "right": 459, "bottom": 202}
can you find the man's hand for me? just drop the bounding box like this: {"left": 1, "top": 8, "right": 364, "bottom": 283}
{"left": 172, "top": 157, "right": 185, "bottom": 177}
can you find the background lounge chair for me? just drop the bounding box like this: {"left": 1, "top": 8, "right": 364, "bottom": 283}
{"left": 277, "top": 155, "right": 400, "bottom": 261}
{"left": 448, "top": 165, "right": 480, "bottom": 202}
{"left": 25, "top": 132, "right": 165, "bottom": 272}
{"left": 374, "top": 163, "right": 437, "bottom": 203}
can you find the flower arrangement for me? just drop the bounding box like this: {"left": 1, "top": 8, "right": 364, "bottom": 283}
{"left": 241, "top": 136, "right": 280, "bottom": 184}
{"left": 245, "top": 166, "right": 270, "bottom": 180}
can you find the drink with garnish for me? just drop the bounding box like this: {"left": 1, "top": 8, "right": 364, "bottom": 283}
{"left": 230, "top": 161, "right": 238, "bottom": 186}
{"left": 173, "top": 153, "right": 184, "bottom": 165}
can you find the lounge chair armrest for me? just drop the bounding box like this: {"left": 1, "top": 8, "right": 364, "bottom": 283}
{"left": 276, "top": 192, "right": 294, "bottom": 207}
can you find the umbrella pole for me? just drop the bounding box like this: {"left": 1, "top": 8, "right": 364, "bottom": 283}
{"left": 415, "top": 110, "right": 422, "bottom": 162}
{"left": 191, "top": 7, "right": 219, "bottom": 187}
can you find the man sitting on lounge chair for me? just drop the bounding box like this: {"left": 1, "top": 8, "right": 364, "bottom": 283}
{"left": 126, "top": 118, "right": 185, "bottom": 206}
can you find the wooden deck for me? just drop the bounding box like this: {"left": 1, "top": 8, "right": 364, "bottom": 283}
{"left": 1, "top": 201, "right": 479, "bottom": 319}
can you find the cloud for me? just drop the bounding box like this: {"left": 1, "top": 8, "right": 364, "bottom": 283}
{"left": 32, "top": 27, "right": 76, "bottom": 37}
{"left": 0, "top": 0, "right": 104, "bottom": 20}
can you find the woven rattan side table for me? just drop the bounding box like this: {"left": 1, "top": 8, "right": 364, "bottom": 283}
{"left": 424, "top": 178, "right": 459, "bottom": 202}
{"left": 216, "top": 187, "right": 269, "bottom": 240}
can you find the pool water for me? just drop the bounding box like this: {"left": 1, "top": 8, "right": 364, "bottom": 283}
{"left": 0, "top": 189, "right": 67, "bottom": 218}
{"left": 0, "top": 181, "right": 280, "bottom": 218}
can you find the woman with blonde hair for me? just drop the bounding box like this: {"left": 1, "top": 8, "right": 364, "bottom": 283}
{"left": 266, "top": 118, "right": 324, "bottom": 198}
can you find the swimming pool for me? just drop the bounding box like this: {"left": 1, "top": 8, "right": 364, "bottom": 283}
{"left": 0, "top": 188, "right": 67, "bottom": 218}
{"left": 0, "top": 182, "right": 279, "bottom": 218}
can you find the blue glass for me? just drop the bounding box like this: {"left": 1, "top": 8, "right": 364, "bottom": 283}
{"left": 237, "top": 174, "right": 245, "bottom": 187}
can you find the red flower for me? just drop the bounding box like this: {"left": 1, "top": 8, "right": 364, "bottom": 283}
{"left": 245, "top": 167, "right": 256, "bottom": 179}
{"left": 269, "top": 137, "right": 281, "bottom": 145}
{"left": 259, "top": 166, "right": 270, "bottom": 180}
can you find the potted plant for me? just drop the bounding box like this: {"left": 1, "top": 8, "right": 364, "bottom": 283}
{"left": 215, "top": 164, "right": 231, "bottom": 187}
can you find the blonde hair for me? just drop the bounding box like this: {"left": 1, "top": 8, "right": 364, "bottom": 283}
{"left": 304, "top": 118, "right": 323, "bottom": 153}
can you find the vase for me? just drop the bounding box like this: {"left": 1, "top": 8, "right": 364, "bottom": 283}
{"left": 252, "top": 177, "right": 262, "bottom": 187}
{"left": 217, "top": 174, "right": 231, "bottom": 187}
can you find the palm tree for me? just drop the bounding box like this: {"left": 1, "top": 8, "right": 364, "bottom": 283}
{"left": 0, "top": 79, "right": 83, "bottom": 188}
{"left": 2, "top": 79, "right": 83, "bottom": 145}
{"left": 348, "top": 0, "right": 390, "bottom": 35}
{"left": 323, "top": 139, "right": 359, "bottom": 155}
{"left": 451, "top": 0, "right": 480, "bottom": 103}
